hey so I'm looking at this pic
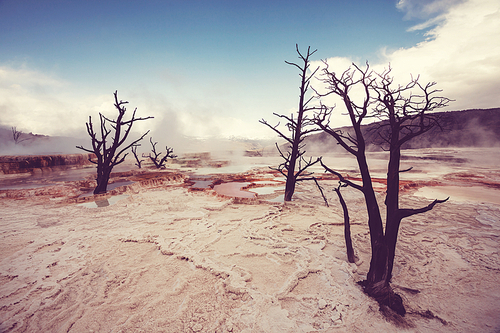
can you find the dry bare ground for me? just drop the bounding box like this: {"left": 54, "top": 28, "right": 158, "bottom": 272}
{"left": 1, "top": 149, "right": 500, "bottom": 332}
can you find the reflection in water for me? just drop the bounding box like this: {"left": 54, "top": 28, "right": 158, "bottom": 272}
{"left": 268, "top": 194, "right": 285, "bottom": 203}
{"left": 95, "top": 199, "right": 110, "bottom": 207}
{"left": 78, "top": 195, "right": 129, "bottom": 208}
{"left": 213, "top": 182, "right": 255, "bottom": 198}
{"left": 250, "top": 187, "right": 281, "bottom": 195}
{"left": 190, "top": 180, "right": 213, "bottom": 189}
{"left": 107, "top": 181, "right": 134, "bottom": 190}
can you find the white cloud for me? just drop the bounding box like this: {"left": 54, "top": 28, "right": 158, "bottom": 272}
{"left": 3, "top": 0, "right": 497, "bottom": 142}
{"left": 315, "top": 0, "right": 500, "bottom": 121}
{"left": 0, "top": 64, "right": 273, "bottom": 143}
{"left": 0, "top": 65, "right": 111, "bottom": 137}
{"left": 406, "top": 14, "right": 446, "bottom": 32}
{"left": 0, "top": 66, "right": 178, "bottom": 142}
{"left": 397, "top": 0, "right": 466, "bottom": 19}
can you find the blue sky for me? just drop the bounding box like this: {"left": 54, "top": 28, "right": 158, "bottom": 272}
{"left": 0, "top": 0, "right": 499, "bottom": 145}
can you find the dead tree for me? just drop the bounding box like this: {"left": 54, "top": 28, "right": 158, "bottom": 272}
{"left": 315, "top": 62, "right": 450, "bottom": 315}
{"left": 299, "top": 174, "right": 356, "bottom": 262}
{"left": 333, "top": 180, "right": 357, "bottom": 263}
{"left": 131, "top": 145, "right": 144, "bottom": 168}
{"left": 260, "top": 45, "right": 321, "bottom": 201}
{"left": 148, "top": 137, "right": 177, "bottom": 168}
{"left": 12, "top": 127, "right": 28, "bottom": 144}
{"left": 307, "top": 162, "right": 356, "bottom": 263}
{"left": 77, "top": 91, "right": 153, "bottom": 194}
{"left": 297, "top": 176, "right": 329, "bottom": 207}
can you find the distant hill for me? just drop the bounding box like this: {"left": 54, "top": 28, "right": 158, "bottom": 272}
{"left": 0, "top": 126, "right": 81, "bottom": 155}
{"left": 2, "top": 108, "right": 499, "bottom": 156}
{"left": 0, "top": 126, "right": 49, "bottom": 144}
{"left": 306, "top": 108, "right": 500, "bottom": 151}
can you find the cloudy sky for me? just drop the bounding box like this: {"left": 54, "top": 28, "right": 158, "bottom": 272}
{"left": 0, "top": 0, "right": 498, "bottom": 144}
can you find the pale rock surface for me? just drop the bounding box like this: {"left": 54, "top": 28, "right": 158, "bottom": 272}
{"left": 1, "top": 148, "right": 500, "bottom": 332}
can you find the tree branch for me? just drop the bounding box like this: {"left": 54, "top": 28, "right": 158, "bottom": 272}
{"left": 320, "top": 159, "right": 363, "bottom": 192}
{"left": 398, "top": 197, "right": 449, "bottom": 219}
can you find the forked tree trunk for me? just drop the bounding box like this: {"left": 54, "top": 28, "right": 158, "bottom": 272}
{"left": 315, "top": 62, "right": 450, "bottom": 317}
{"left": 356, "top": 144, "right": 406, "bottom": 315}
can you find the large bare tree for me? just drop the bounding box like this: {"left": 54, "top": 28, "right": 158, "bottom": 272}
{"left": 260, "top": 45, "right": 321, "bottom": 201}
{"left": 77, "top": 91, "right": 153, "bottom": 194}
{"left": 315, "top": 62, "right": 450, "bottom": 315}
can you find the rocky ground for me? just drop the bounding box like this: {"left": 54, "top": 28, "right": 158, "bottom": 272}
{"left": 1, "top": 148, "right": 499, "bottom": 332}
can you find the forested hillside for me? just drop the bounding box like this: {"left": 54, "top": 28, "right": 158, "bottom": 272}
{"left": 308, "top": 108, "right": 500, "bottom": 151}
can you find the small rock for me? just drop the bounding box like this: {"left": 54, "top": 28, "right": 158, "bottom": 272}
{"left": 318, "top": 299, "right": 327, "bottom": 309}
{"left": 331, "top": 308, "right": 343, "bottom": 325}
{"left": 192, "top": 323, "right": 203, "bottom": 332}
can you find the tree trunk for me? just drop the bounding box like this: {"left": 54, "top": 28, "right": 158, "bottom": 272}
{"left": 357, "top": 148, "right": 406, "bottom": 315}
{"left": 334, "top": 187, "right": 356, "bottom": 263}
{"left": 356, "top": 150, "right": 384, "bottom": 258}
{"left": 362, "top": 240, "right": 405, "bottom": 315}
{"left": 260, "top": 46, "right": 319, "bottom": 202}
{"left": 94, "top": 166, "right": 111, "bottom": 194}
{"left": 284, "top": 173, "right": 296, "bottom": 201}
{"left": 314, "top": 62, "right": 450, "bottom": 318}
{"left": 385, "top": 143, "right": 402, "bottom": 282}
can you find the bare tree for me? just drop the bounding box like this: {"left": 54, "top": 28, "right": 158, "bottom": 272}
{"left": 332, "top": 179, "right": 357, "bottom": 263}
{"left": 260, "top": 45, "right": 321, "bottom": 201}
{"left": 148, "top": 137, "right": 177, "bottom": 169}
{"left": 77, "top": 91, "right": 153, "bottom": 194}
{"left": 131, "top": 145, "right": 144, "bottom": 168}
{"left": 315, "top": 62, "right": 450, "bottom": 315}
{"left": 12, "top": 127, "right": 28, "bottom": 145}
{"left": 306, "top": 172, "right": 357, "bottom": 263}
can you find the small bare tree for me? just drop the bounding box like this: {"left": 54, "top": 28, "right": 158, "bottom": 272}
{"left": 77, "top": 91, "right": 153, "bottom": 194}
{"left": 131, "top": 145, "right": 144, "bottom": 168}
{"left": 12, "top": 127, "right": 28, "bottom": 145}
{"left": 315, "top": 62, "right": 450, "bottom": 315}
{"left": 305, "top": 172, "right": 357, "bottom": 263}
{"left": 332, "top": 179, "right": 357, "bottom": 263}
{"left": 148, "top": 137, "right": 177, "bottom": 168}
{"left": 260, "top": 45, "right": 321, "bottom": 201}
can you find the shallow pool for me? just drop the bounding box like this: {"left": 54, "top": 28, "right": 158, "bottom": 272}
{"left": 213, "top": 182, "right": 255, "bottom": 198}
{"left": 78, "top": 194, "right": 129, "bottom": 208}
